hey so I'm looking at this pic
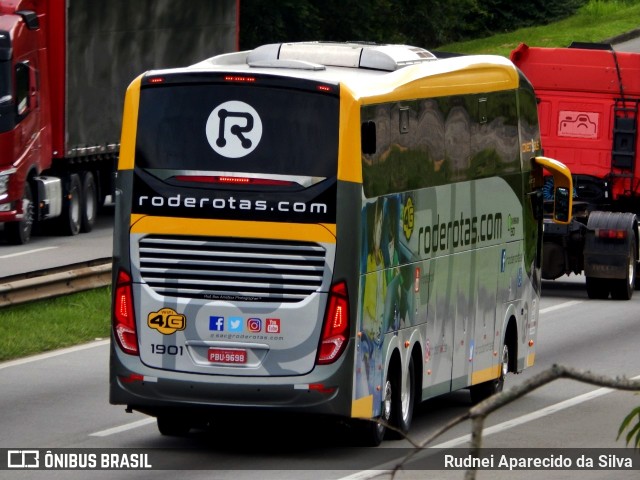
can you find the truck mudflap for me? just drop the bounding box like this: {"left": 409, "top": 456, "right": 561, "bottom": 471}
{"left": 584, "top": 211, "right": 638, "bottom": 300}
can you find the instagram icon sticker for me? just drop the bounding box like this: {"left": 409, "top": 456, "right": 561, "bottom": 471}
{"left": 247, "top": 318, "right": 262, "bottom": 332}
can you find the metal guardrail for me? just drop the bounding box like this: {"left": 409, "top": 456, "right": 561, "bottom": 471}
{"left": 0, "top": 258, "right": 112, "bottom": 308}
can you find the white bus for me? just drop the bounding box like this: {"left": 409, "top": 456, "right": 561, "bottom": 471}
{"left": 110, "top": 41, "right": 572, "bottom": 446}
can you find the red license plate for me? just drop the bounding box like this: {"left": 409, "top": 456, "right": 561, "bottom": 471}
{"left": 208, "top": 348, "right": 247, "bottom": 364}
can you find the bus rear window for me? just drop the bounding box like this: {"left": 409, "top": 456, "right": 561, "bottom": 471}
{"left": 135, "top": 83, "right": 339, "bottom": 178}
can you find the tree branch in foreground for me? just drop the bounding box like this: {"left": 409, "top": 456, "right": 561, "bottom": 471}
{"left": 384, "top": 364, "right": 640, "bottom": 480}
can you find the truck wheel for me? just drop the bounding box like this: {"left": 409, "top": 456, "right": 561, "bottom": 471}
{"left": 470, "top": 343, "right": 508, "bottom": 404}
{"left": 80, "top": 171, "right": 97, "bottom": 233}
{"left": 5, "top": 183, "right": 34, "bottom": 245}
{"left": 611, "top": 237, "right": 636, "bottom": 300}
{"left": 586, "top": 277, "right": 610, "bottom": 299}
{"left": 58, "top": 173, "right": 82, "bottom": 236}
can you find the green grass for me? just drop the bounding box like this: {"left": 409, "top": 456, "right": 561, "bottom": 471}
{"left": 437, "top": 0, "right": 640, "bottom": 57}
{"left": 1, "top": 0, "right": 640, "bottom": 363}
{"left": 0, "top": 287, "right": 111, "bottom": 362}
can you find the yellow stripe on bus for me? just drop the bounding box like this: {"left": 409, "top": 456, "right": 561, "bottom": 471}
{"left": 471, "top": 364, "right": 502, "bottom": 385}
{"left": 129, "top": 215, "right": 337, "bottom": 243}
{"left": 117, "top": 75, "right": 143, "bottom": 171}
{"left": 351, "top": 395, "right": 374, "bottom": 419}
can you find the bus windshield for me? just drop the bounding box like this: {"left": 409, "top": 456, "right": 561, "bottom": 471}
{"left": 135, "top": 82, "right": 339, "bottom": 178}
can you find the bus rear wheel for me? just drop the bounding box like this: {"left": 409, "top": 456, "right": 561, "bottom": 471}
{"left": 352, "top": 377, "right": 392, "bottom": 446}
{"left": 387, "top": 355, "right": 415, "bottom": 439}
{"left": 470, "top": 343, "right": 508, "bottom": 404}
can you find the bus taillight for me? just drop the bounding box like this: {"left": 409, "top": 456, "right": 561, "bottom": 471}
{"left": 596, "top": 228, "right": 627, "bottom": 240}
{"left": 113, "top": 269, "right": 139, "bottom": 355}
{"left": 318, "top": 281, "right": 349, "bottom": 365}
{"left": 174, "top": 175, "right": 294, "bottom": 186}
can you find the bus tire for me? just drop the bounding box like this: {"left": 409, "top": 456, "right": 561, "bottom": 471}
{"left": 352, "top": 374, "right": 393, "bottom": 446}
{"left": 387, "top": 355, "right": 415, "bottom": 439}
{"left": 611, "top": 237, "right": 636, "bottom": 300}
{"left": 470, "top": 343, "right": 508, "bottom": 405}
{"left": 80, "top": 171, "right": 98, "bottom": 233}
{"left": 157, "top": 415, "right": 190, "bottom": 436}
{"left": 5, "top": 182, "right": 34, "bottom": 245}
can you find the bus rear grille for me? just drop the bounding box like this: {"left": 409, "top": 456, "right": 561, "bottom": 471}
{"left": 137, "top": 235, "right": 326, "bottom": 303}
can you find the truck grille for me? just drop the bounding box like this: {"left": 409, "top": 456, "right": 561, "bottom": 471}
{"left": 137, "top": 235, "right": 326, "bottom": 303}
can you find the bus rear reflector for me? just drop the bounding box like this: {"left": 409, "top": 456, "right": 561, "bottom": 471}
{"left": 318, "top": 281, "right": 349, "bottom": 365}
{"left": 113, "top": 269, "right": 139, "bottom": 355}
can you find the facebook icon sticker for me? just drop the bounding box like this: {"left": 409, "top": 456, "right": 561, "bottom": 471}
{"left": 209, "top": 316, "right": 225, "bottom": 331}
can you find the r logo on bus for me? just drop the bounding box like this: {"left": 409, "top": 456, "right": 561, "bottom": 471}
{"left": 206, "top": 100, "right": 263, "bottom": 158}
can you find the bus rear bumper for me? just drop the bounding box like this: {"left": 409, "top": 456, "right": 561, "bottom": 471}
{"left": 109, "top": 346, "right": 352, "bottom": 419}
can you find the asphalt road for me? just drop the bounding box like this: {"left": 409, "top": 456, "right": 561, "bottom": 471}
{"left": 0, "top": 205, "right": 114, "bottom": 279}
{"left": 1, "top": 275, "right": 639, "bottom": 479}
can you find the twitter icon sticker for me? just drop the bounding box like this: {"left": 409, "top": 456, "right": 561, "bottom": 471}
{"left": 228, "top": 316, "right": 243, "bottom": 332}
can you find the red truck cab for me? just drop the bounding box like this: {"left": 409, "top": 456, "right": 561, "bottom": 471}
{"left": 0, "top": 1, "right": 52, "bottom": 244}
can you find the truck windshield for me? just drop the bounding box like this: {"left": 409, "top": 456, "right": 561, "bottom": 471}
{"left": 0, "top": 59, "right": 13, "bottom": 133}
{"left": 135, "top": 81, "right": 339, "bottom": 178}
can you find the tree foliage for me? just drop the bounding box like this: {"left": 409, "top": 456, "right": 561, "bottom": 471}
{"left": 239, "top": 0, "right": 589, "bottom": 50}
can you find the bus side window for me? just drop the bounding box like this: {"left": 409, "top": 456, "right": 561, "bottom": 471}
{"left": 361, "top": 121, "right": 376, "bottom": 154}
{"left": 15, "top": 62, "right": 30, "bottom": 118}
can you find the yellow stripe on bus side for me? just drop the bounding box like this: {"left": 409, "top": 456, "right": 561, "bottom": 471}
{"left": 351, "top": 395, "right": 374, "bottom": 419}
{"left": 337, "top": 84, "right": 363, "bottom": 184}
{"left": 354, "top": 59, "right": 520, "bottom": 105}
{"left": 471, "top": 364, "right": 502, "bottom": 385}
{"left": 129, "top": 215, "right": 337, "bottom": 243}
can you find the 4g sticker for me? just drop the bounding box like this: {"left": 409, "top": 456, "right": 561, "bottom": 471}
{"left": 147, "top": 308, "right": 186, "bottom": 335}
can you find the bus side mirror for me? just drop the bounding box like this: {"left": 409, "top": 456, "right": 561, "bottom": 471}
{"left": 533, "top": 156, "right": 573, "bottom": 225}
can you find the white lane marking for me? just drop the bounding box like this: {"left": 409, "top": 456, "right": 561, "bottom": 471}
{"left": 539, "top": 299, "right": 582, "bottom": 314}
{"left": 0, "top": 246, "right": 58, "bottom": 259}
{"left": 0, "top": 339, "right": 109, "bottom": 371}
{"left": 90, "top": 418, "right": 156, "bottom": 437}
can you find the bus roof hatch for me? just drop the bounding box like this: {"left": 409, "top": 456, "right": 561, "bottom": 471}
{"left": 247, "top": 42, "right": 437, "bottom": 72}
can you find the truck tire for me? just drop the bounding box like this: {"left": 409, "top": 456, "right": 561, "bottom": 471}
{"left": 586, "top": 277, "right": 610, "bottom": 299}
{"left": 57, "top": 173, "right": 82, "bottom": 236}
{"left": 80, "top": 171, "right": 97, "bottom": 233}
{"left": 611, "top": 236, "right": 636, "bottom": 300}
{"left": 5, "top": 183, "right": 34, "bottom": 245}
